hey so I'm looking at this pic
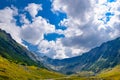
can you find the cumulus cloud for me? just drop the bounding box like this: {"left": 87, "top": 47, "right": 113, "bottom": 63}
{"left": 51, "top": 0, "right": 120, "bottom": 58}
{"left": 0, "top": 7, "right": 22, "bottom": 44}
{"left": 61, "top": 20, "right": 110, "bottom": 49}
{"left": 52, "top": 0, "right": 92, "bottom": 22}
{"left": 25, "top": 3, "right": 42, "bottom": 18}
{"left": 38, "top": 39, "right": 69, "bottom": 59}
{"left": 20, "top": 14, "right": 30, "bottom": 24}
{"left": 19, "top": 3, "right": 56, "bottom": 45}
{"left": 38, "top": 37, "right": 89, "bottom": 59}
{"left": 20, "top": 16, "right": 55, "bottom": 45}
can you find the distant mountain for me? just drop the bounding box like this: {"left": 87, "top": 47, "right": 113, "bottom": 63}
{"left": 43, "top": 37, "right": 120, "bottom": 74}
{"left": 0, "top": 29, "right": 43, "bottom": 67}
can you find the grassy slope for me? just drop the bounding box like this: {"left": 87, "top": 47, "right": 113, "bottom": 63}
{"left": 0, "top": 56, "right": 65, "bottom": 80}
{"left": 96, "top": 65, "right": 120, "bottom": 80}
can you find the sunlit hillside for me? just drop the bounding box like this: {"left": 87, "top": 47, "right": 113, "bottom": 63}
{"left": 96, "top": 65, "right": 120, "bottom": 80}
{"left": 0, "top": 56, "right": 65, "bottom": 80}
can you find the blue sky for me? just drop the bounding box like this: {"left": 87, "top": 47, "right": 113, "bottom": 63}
{"left": 0, "top": 0, "right": 66, "bottom": 29}
{"left": 0, "top": 0, "right": 120, "bottom": 59}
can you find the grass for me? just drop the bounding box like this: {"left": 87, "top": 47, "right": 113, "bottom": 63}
{"left": 96, "top": 65, "right": 120, "bottom": 80}
{"left": 0, "top": 56, "right": 65, "bottom": 80}
{"left": 55, "top": 65, "right": 120, "bottom": 80}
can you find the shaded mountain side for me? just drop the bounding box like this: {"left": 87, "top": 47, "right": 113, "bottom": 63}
{"left": 42, "top": 37, "right": 120, "bottom": 74}
{"left": 0, "top": 29, "right": 43, "bottom": 67}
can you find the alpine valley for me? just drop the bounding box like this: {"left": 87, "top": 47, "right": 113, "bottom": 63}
{"left": 1, "top": 29, "right": 120, "bottom": 80}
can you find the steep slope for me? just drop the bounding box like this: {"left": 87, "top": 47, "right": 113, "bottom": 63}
{"left": 0, "top": 56, "right": 65, "bottom": 80}
{"left": 0, "top": 29, "right": 42, "bottom": 66}
{"left": 44, "top": 37, "right": 120, "bottom": 74}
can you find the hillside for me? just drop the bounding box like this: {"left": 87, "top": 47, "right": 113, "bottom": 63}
{"left": 43, "top": 37, "right": 120, "bottom": 74}
{"left": 96, "top": 65, "right": 120, "bottom": 80}
{"left": 0, "top": 29, "right": 67, "bottom": 80}
{"left": 0, "top": 29, "right": 42, "bottom": 66}
{"left": 0, "top": 56, "right": 65, "bottom": 80}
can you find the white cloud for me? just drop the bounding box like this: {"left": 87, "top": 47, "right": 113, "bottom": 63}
{"left": 38, "top": 39, "right": 68, "bottom": 59}
{"left": 51, "top": 0, "right": 120, "bottom": 58}
{"left": 38, "top": 38, "right": 89, "bottom": 59}
{"left": 52, "top": 0, "right": 92, "bottom": 22}
{"left": 20, "top": 14, "right": 30, "bottom": 24}
{"left": 25, "top": 3, "right": 42, "bottom": 18}
{"left": 20, "top": 3, "right": 55, "bottom": 45}
{"left": 0, "top": 7, "right": 22, "bottom": 44}
{"left": 20, "top": 16, "right": 55, "bottom": 45}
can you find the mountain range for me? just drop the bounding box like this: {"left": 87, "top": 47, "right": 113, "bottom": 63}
{"left": 0, "top": 29, "right": 120, "bottom": 80}
{"left": 40, "top": 37, "right": 120, "bottom": 74}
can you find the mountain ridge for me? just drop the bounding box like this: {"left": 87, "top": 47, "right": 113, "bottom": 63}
{"left": 41, "top": 37, "right": 120, "bottom": 74}
{"left": 0, "top": 29, "right": 43, "bottom": 67}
